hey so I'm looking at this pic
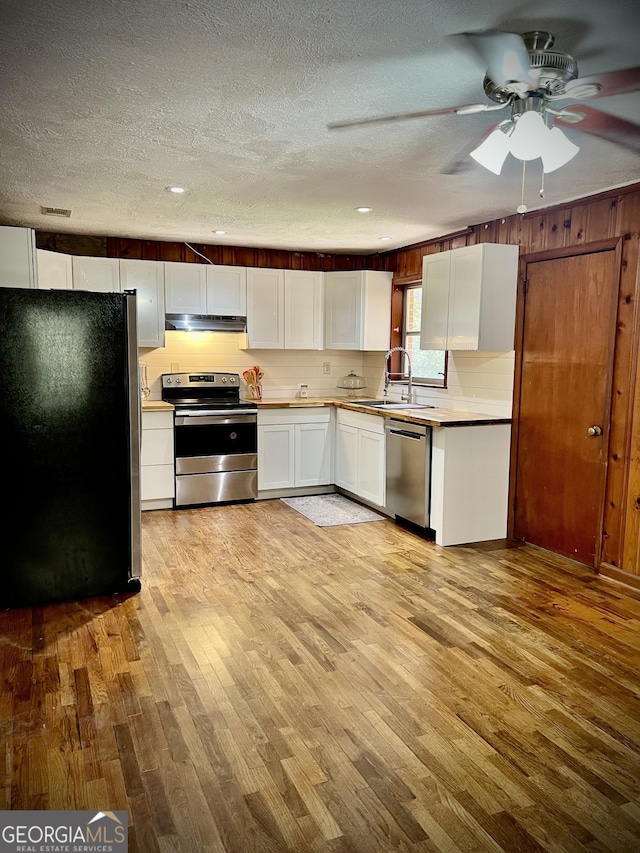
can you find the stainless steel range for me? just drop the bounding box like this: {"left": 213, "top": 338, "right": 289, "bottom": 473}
{"left": 161, "top": 372, "right": 258, "bottom": 507}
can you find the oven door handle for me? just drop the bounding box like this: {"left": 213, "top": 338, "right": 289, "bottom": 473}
{"left": 175, "top": 413, "right": 257, "bottom": 426}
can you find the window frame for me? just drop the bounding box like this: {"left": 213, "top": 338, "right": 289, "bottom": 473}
{"left": 390, "top": 277, "right": 448, "bottom": 388}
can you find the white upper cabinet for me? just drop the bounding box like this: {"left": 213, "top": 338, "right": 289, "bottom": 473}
{"left": 0, "top": 226, "right": 37, "bottom": 288}
{"left": 37, "top": 249, "right": 73, "bottom": 289}
{"left": 165, "top": 262, "right": 247, "bottom": 317}
{"left": 206, "top": 265, "right": 247, "bottom": 316}
{"left": 420, "top": 243, "right": 519, "bottom": 351}
{"left": 164, "top": 262, "right": 207, "bottom": 314}
{"left": 246, "top": 267, "right": 285, "bottom": 348}
{"left": 284, "top": 270, "right": 324, "bottom": 350}
{"left": 119, "top": 259, "right": 166, "bottom": 348}
{"left": 246, "top": 267, "right": 325, "bottom": 350}
{"left": 324, "top": 270, "right": 392, "bottom": 350}
{"left": 72, "top": 256, "right": 121, "bottom": 292}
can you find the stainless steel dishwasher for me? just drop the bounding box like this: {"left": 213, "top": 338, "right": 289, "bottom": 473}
{"left": 385, "top": 419, "right": 431, "bottom": 528}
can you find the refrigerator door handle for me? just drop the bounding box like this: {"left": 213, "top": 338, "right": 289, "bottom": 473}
{"left": 125, "top": 291, "right": 142, "bottom": 582}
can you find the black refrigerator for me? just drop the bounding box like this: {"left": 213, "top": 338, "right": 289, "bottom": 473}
{"left": 0, "top": 287, "right": 142, "bottom": 608}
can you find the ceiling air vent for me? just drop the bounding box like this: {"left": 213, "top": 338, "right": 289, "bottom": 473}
{"left": 40, "top": 206, "right": 71, "bottom": 217}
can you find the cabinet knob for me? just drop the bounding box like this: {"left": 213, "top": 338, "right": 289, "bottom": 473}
{"left": 587, "top": 425, "right": 603, "bottom": 437}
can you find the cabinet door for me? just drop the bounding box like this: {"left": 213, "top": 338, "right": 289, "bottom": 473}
{"left": 119, "top": 259, "right": 165, "bottom": 348}
{"left": 37, "top": 249, "right": 73, "bottom": 289}
{"left": 258, "top": 424, "right": 295, "bottom": 489}
{"left": 72, "top": 256, "right": 120, "bottom": 292}
{"left": 361, "top": 271, "right": 392, "bottom": 350}
{"left": 206, "top": 265, "right": 247, "bottom": 315}
{"left": 0, "top": 226, "right": 37, "bottom": 288}
{"left": 284, "top": 270, "right": 323, "bottom": 350}
{"left": 334, "top": 423, "right": 358, "bottom": 492}
{"left": 246, "top": 268, "right": 284, "bottom": 348}
{"left": 358, "top": 430, "right": 385, "bottom": 506}
{"left": 324, "top": 272, "right": 361, "bottom": 350}
{"left": 447, "top": 247, "right": 482, "bottom": 350}
{"left": 164, "top": 262, "right": 207, "bottom": 314}
{"left": 295, "top": 422, "right": 332, "bottom": 486}
{"left": 420, "top": 253, "right": 451, "bottom": 351}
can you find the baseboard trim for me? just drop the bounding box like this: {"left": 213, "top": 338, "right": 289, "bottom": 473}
{"left": 598, "top": 563, "right": 640, "bottom": 592}
{"left": 258, "top": 485, "right": 334, "bottom": 500}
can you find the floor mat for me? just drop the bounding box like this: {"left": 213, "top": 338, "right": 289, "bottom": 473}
{"left": 281, "top": 494, "right": 386, "bottom": 527}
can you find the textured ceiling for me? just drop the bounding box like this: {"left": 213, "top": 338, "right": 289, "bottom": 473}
{"left": 1, "top": 0, "right": 639, "bottom": 252}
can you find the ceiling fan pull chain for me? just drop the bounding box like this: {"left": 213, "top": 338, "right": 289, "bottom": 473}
{"left": 540, "top": 166, "right": 546, "bottom": 198}
{"left": 517, "top": 160, "right": 528, "bottom": 213}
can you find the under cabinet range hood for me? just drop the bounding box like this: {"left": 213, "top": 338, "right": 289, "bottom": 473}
{"left": 165, "top": 313, "right": 247, "bottom": 332}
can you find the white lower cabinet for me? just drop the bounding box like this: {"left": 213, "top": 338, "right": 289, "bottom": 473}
{"left": 141, "top": 410, "right": 175, "bottom": 509}
{"left": 335, "top": 409, "right": 385, "bottom": 507}
{"left": 430, "top": 423, "right": 511, "bottom": 546}
{"left": 258, "top": 409, "right": 333, "bottom": 491}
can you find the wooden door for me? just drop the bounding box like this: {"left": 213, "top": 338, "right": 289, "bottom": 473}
{"left": 514, "top": 246, "right": 619, "bottom": 567}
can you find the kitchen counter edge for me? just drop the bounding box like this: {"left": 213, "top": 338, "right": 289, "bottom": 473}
{"left": 256, "top": 398, "right": 511, "bottom": 427}
{"left": 142, "top": 400, "right": 174, "bottom": 412}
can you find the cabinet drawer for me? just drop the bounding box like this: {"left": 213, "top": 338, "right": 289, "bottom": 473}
{"left": 142, "top": 411, "right": 174, "bottom": 430}
{"left": 141, "top": 428, "right": 174, "bottom": 466}
{"left": 258, "top": 407, "right": 332, "bottom": 426}
{"left": 336, "top": 409, "right": 384, "bottom": 434}
{"left": 141, "top": 465, "right": 175, "bottom": 501}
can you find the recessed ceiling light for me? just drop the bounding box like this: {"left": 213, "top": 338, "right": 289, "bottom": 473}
{"left": 379, "top": 236, "right": 392, "bottom": 241}
{"left": 355, "top": 206, "right": 373, "bottom": 213}
{"left": 213, "top": 230, "right": 226, "bottom": 235}
{"left": 166, "top": 186, "right": 186, "bottom": 194}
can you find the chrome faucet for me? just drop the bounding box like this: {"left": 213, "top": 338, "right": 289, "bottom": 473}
{"left": 384, "top": 347, "right": 413, "bottom": 403}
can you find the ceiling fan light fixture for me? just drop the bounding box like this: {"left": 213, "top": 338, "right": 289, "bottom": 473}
{"left": 470, "top": 126, "right": 512, "bottom": 175}
{"left": 508, "top": 110, "right": 550, "bottom": 160}
{"left": 541, "top": 127, "right": 580, "bottom": 173}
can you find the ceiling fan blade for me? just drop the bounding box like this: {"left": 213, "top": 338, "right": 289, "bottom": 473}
{"left": 555, "top": 106, "right": 640, "bottom": 155}
{"left": 327, "top": 104, "right": 487, "bottom": 130}
{"left": 460, "top": 30, "right": 534, "bottom": 88}
{"left": 567, "top": 66, "right": 640, "bottom": 99}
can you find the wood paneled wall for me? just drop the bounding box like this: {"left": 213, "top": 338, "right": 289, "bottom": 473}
{"left": 105, "top": 238, "right": 390, "bottom": 272}
{"left": 379, "top": 184, "right": 640, "bottom": 583}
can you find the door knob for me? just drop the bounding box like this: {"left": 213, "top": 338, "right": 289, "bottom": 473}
{"left": 587, "top": 425, "right": 603, "bottom": 437}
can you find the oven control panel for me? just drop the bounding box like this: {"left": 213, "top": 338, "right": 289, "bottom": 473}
{"left": 162, "top": 372, "right": 239, "bottom": 387}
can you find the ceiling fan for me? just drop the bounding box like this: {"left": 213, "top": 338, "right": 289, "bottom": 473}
{"left": 328, "top": 30, "right": 640, "bottom": 194}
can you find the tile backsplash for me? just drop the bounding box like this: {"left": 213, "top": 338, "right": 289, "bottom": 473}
{"left": 363, "top": 350, "right": 514, "bottom": 416}
{"left": 139, "top": 331, "right": 366, "bottom": 400}
{"left": 140, "top": 333, "right": 514, "bottom": 416}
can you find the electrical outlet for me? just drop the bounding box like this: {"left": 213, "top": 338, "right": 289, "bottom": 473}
{"left": 323, "top": 362, "right": 331, "bottom": 375}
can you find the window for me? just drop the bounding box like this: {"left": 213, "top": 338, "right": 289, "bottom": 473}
{"left": 403, "top": 284, "right": 446, "bottom": 386}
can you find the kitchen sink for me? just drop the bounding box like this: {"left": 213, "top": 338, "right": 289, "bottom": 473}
{"left": 357, "top": 400, "right": 434, "bottom": 410}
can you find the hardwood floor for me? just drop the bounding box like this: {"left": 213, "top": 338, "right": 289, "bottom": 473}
{"left": 2, "top": 499, "right": 640, "bottom": 852}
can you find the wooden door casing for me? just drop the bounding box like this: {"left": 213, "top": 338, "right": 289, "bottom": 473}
{"left": 512, "top": 241, "right": 621, "bottom": 568}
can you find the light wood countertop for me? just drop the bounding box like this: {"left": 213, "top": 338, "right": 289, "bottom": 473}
{"left": 142, "top": 400, "right": 174, "bottom": 412}
{"left": 256, "top": 397, "right": 511, "bottom": 427}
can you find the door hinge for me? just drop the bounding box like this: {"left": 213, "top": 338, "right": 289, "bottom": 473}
{"left": 522, "top": 279, "right": 528, "bottom": 296}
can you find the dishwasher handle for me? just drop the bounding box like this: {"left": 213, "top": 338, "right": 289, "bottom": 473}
{"left": 388, "top": 428, "right": 424, "bottom": 440}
